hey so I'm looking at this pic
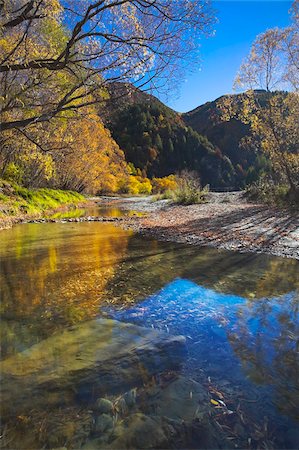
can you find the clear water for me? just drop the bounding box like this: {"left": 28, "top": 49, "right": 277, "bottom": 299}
{"left": 0, "top": 208, "right": 298, "bottom": 449}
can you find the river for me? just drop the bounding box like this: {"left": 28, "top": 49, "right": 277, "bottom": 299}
{"left": 0, "top": 206, "right": 298, "bottom": 449}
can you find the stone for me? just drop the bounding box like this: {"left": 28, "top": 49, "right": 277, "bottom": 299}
{"left": 82, "top": 376, "right": 221, "bottom": 450}
{"left": 94, "top": 414, "right": 114, "bottom": 435}
{"left": 110, "top": 413, "right": 169, "bottom": 449}
{"left": 83, "top": 414, "right": 178, "bottom": 450}
{"left": 82, "top": 438, "right": 106, "bottom": 450}
{"left": 0, "top": 318, "right": 186, "bottom": 418}
{"left": 50, "top": 448, "right": 68, "bottom": 450}
{"left": 94, "top": 398, "right": 113, "bottom": 415}
{"left": 123, "top": 388, "right": 137, "bottom": 408}
{"left": 285, "top": 428, "right": 299, "bottom": 448}
{"left": 143, "top": 376, "right": 208, "bottom": 423}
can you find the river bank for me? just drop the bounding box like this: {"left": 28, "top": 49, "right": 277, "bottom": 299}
{"left": 0, "top": 180, "right": 90, "bottom": 230}
{"left": 96, "top": 193, "right": 299, "bottom": 260}
{"left": 2, "top": 189, "right": 298, "bottom": 259}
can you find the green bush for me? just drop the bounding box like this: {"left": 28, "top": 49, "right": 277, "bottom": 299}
{"left": 171, "top": 171, "right": 209, "bottom": 205}
{"left": 246, "top": 176, "right": 298, "bottom": 208}
{"left": 151, "top": 190, "right": 174, "bottom": 202}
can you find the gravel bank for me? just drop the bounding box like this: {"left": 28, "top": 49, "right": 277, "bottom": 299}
{"left": 97, "top": 193, "right": 299, "bottom": 260}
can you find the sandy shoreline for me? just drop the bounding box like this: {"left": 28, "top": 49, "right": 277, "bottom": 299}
{"left": 97, "top": 193, "right": 299, "bottom": 260}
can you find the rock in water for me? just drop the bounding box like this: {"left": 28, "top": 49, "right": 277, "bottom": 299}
{"left": 123, "top": 388, "right": 137, "bottom": 408}
{"left": 94, "top": 414, "right": 114, "bottom": 435}
{"left": 94, "top": 398, "right": 114, "bottom": 415}
{"left": 0, "top": 318, "right": 186, "bottom": 418}
{"left": 143, "top": 376, "right": 208, "bottom": 422}
{"left": 82, "top": 376, "right": 223, "bottom": 450}
{"left": 110, "top": 413, "right": 169, "bottom": 449}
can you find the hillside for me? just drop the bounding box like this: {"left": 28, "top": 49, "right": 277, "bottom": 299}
{"left": 105, "top": 85, "right": 270, "bottom": 190}
{"left": 183, "top": 97, "right": 250, "bottom": 167}
{"left": 104, "top": 84, "right": 239, "bottom": 189}
{"left": 182, "top": 90, "right": 273, "bottom": 183}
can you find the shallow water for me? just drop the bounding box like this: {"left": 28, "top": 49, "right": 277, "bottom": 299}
{"left": 0, "top": 207, "right": 298, "bottom": 449}
{"left": 47, "top": 205, "right": 143, "bottom": 219}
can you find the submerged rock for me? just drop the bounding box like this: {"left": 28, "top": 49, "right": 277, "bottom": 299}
{"left": 82, "top": 376, "right": 224, "bottom": 450}
{"left": 123, "top": 388, "right": 137, "bottom": 408}
{"left": 143, "top": 375, "right": 208, "bottom": 423}
{"left": 94, "top": 398, "right": 114, "bottom": 415}
{"left": 111, "top": 413, "right": 169, "bottom": 449}
{"left": 0, "top": 318, "right": 186, "bottom": 418}
{"left": 84, "top": 413, "right": 173, "bottom": 450}
{"left": 94, "top": 413, "right": 114, "bottom": 435}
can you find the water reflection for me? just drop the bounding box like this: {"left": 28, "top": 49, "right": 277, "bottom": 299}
{"left": 1, "top": 223, "right": 298, "bottom": 360}
{"left": 105, "top": 235, "right": 299, "bottom": 302}
{"left": 228, "top": 291, "right": 299, "bottom": 420}
{"left": 107, "top": 278, "right": 299, "bottom": 444}
{"left": 47, "top": 206, "right": 143, "bottom": 219}
{"left": 0, "top": 219, "right": 298, "bottom": 449}
{"left": 0, "top": 222, "right": 133, "bottom": 356}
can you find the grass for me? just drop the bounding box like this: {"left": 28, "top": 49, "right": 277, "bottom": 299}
{"left": 0, "top": 179, "right": 85, "bottom": 221}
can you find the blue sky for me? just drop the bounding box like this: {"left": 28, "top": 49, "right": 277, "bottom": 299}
{"left": 163, "top": 1, "right": 293, "bottom": 113}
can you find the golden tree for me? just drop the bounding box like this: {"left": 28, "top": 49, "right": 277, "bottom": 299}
{"left": 0, "top": 0, "right": 215, "bottom": 192}
{"left": 0, "top": 0, "right": 215, "bottom": 132}
{"left": 219, "top": 1, "right": 299, "bottom": 197}
{"left": 53, "top": 110, "right": 128, "bottom": 193}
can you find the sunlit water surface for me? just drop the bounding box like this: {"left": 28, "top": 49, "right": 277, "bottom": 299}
{"left": 0, "top": 207, "right": 298, "bottom": 449}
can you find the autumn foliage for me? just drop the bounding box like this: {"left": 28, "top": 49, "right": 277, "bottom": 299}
{"left": 0, "top": 1, "right": 214, "bottom": 195}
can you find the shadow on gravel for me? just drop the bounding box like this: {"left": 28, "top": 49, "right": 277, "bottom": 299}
{"left": 144, "top": 204, "right": 299, "bottom": 250}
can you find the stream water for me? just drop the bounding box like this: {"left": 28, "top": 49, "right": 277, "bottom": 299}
{"left": 0, "top": 206, "right": 298, "bottom": 449}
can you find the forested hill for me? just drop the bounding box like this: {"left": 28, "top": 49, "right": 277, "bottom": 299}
{"left": 105, "top": 85, "right": 234, "bottom": 189}
{"left": 105, "top": 85, "right": 270, "bottom": 190}
{"left": 182, "top": 90, "right": 274, "bottom": 184}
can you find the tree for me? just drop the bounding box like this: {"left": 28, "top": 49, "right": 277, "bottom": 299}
{"left": 0, "top": 0, "right": 215, "bottom": 132}
{"left": 234, "top": 28, "right": 286, "bottom": 92}
{"left": 154, "top": 133, "right": 163, "bottom": 152}
{"left": 0, "top": 102, "right": 129, "bottom": 192}
{"left": 53, "top": 111, "right": 128, "bottom": 193}
{"left": 219, "top": 1, "right": 299, "bottom": 195}
{"left": 284, "top": 0, "right": 299, "bottom": 90}
{"left": 234, "top": 1, "right": 299, "bottom": 92}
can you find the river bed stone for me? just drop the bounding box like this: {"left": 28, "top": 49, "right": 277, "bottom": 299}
{"left": 83, "top": 376, "right": 222, "bottom": 450}
{"left": 0, "top": 318, "right": 186, "bottom": 418}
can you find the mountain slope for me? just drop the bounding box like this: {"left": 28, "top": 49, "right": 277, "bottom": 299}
{"left": 182, "top": 91, "right": 273, "bottom": 178}
{"left": 104, "top": 85, "right": 271, "bottom": 189}
{"left": 104, "top": 84, "right": 238, "bottom": 189}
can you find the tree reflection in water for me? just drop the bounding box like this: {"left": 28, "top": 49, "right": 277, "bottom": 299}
{"left": 107, "top": 276, "right": 299, "bottom": 432}
{"left": 228, "top": 291, "right": 299, "bottom": 420}
{"left": 0, "top": 220, "right": 298, "bottom": 448}
{"left": 0, "top": 222, "right": 132, "bottom": 357}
